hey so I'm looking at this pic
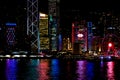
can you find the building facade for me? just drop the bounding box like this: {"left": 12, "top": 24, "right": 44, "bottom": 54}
{"left": 39, "top": 13, "right": 50, "bottom": 52}
{"left": 48, "top": 0, "right": 60, "bottom": 52}
{"left": 5, "top": 22, "right": 17, "bottom": 52}
{"left": 72, "top": 21, "right": 87, "bottom": 54}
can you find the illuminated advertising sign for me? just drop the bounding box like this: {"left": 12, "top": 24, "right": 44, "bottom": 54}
{"left": 6, "top": 23, "right": 17, "bottom": 27}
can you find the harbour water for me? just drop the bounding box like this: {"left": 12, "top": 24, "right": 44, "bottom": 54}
{"left": 0, "top": 58, "right": 120, "bottom": 80}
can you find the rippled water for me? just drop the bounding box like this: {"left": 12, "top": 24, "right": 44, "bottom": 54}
{"left": 0, "top": 58, "right": 120, "bottom": 80}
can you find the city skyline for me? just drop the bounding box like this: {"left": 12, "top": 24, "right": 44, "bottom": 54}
{"left": 0, "top": 0, "right": 120, "bottom": 37}
{"left": 0, "top": 0, "right": 120, "bottom": 59}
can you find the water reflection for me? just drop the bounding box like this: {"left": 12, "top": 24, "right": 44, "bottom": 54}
{"left": 76, "top": 60, "right": 94, "bottom": 80}
{"left": 6, "top": 59, "right": 18, "bottom": 80}
{"left": 65, "top": 61, "right": 74, "bottom": 80}
{"left": 0, "top": 60, "right": 6, "bottom": 80}
{"left": 50, "top": 59, "right": 60, "bottom": 80}
{"left": 0, "top": 59, "right": 119, "bottom": 80}
{"left": 38, "top": 59, "right": 50, "bottom": 80}
{"left": 107, "top": 61, "right": 115, "bottom": 80}
{"left": 25, "top": 59, "right": 39, "bottom": 80}
{"left": 17, "top": 59, "right": 39, "bottom": 80}
{"left": 86, "top": 61, "right": 94, "bottom": 80}
{"left": 99, "top": 60, "right": 106, "bottom": 79}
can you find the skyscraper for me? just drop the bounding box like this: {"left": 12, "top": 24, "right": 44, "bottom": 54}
{"left": 39, "top": 13, "right": 49, "bottom": 52}
{"left": 72, "top": 21, "right": 87, "bottom": 54}
{"left": 48, "top": 0, "right": 60, "bottom": 52}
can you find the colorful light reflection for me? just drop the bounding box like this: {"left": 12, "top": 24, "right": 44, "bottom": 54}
{"left": 50, "top": 59, "right": 60, "bottom": 80}
{"left": 38, "top": 59, "right": 50, "bottom": 80}
{"left": 107, "top": 61, "right": 115, "bottom": 80}
{"left": 5, "top": 59, "right": 18, "bottom": 80}
{"left": 76, "top": 60, "right": 94, "bottom": 80}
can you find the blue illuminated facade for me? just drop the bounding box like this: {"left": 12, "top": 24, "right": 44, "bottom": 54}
{"left": 6, "top": 22, "right": 17, "bottom": 51}
{"left": 58, "top": 34, "right": 62, "bottom": 51}
{"left": 87, "top": 22, "right": 93, "bottom": 51}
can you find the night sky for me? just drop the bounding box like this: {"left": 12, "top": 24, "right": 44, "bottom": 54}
{"left": 60, "top": 0, "right": 120, "bottom": 20}
{"left": 0, "top": 0, "right": 120, "bottom": 20}
{"left": 0, "top": 0, "right": 120, "bottom": 33}
{"left": 0, "top": 0, "right": 26, "bottom": 23}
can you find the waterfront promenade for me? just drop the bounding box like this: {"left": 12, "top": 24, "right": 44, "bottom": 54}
{"left": 0, "top": 53, "right": 119, "bottom": 62}
{"left": 0, "top": 50, "right": 120, "bottom": 61}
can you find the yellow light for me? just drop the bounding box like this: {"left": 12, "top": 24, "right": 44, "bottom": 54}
{"left": 40, "top": 13, "right": 46, "bottom": 17}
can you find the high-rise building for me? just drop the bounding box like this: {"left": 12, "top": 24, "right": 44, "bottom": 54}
{"left": 48, "top": 0, "right": 60, "bottom": 52}
{"left": 5, "top": 22, "right": 17, "bottom": 51}
{"left": 87, "top": 22, "right": 93, "bottom": 52}
{"left": 72, "top": 21, "right": 87, "bottom": 54}
{"left": 39, "top": 13, "right": 49, "bottom": 52}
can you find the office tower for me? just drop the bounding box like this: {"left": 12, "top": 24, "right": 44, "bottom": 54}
{"left": 39, "top": 13, "right": 49, "bottom": 52}
{"left": 27, "top": 0, "right": 40, "bottom": 53}
{"left": 6, "top": 23, "right": 17, "bottom": 51}
{"left": 87, "top": 22, "right": 93, "bottom": 52}
{"left": 72, "top": 21, "right": 87, "bottom": 54}
{"left": 48, "top": 0, "right": 60, "bottom": 52}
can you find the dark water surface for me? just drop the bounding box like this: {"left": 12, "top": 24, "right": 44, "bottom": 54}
{"left": 0, "top": 58, "right": 120, "bottom": 80}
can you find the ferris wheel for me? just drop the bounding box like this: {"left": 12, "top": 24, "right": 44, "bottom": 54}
{"left": 101, "top": 33, "right": 120, "bottom": 55}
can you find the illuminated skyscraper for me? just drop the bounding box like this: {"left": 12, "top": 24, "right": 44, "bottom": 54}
{"left": 48, "top": 0, "right": 60, "bottom": 52}
{"left": 39, "top": 13, "right": 49, "bottom": 52}
{"left": 87, "top": 22, "right": 93, "bottom": 52}
{"left": 27, "top": 0, "right": 40, "bottom": 53}
{"left": 5, "top": 22, "right": 17, "bottom": 51}
{"left": 72, "top": 21, "right": 87, "bottom": 54}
